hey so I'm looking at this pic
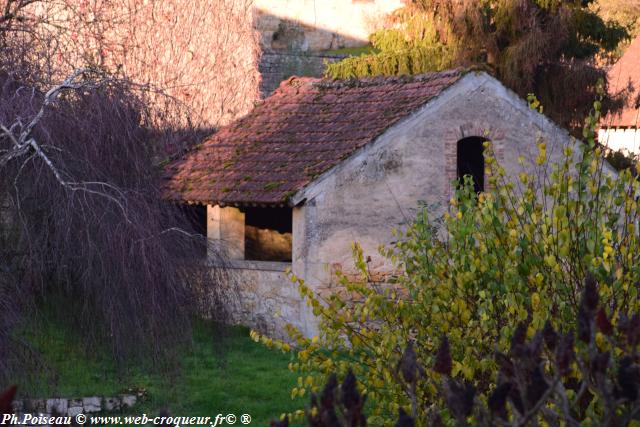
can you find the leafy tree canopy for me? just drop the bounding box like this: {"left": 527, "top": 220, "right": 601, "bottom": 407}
{"left": 593, "top": 0, "right": 640, "bottom": 37}
{"left": 326, "top": 0, "right": 630, "bottom": 132}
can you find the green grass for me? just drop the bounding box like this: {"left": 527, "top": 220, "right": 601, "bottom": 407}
{"left": 16, "top": 318, "right": 303, "bottom": 424}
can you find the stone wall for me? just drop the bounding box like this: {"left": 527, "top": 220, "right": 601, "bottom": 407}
{"left": 254, "top": 0, "right": 403, "bottom": 51}
{"left": 254, "top": 0, "right": 402, "bottom": 96}
{"left": 259, "top": 52, "right": 345, "bottom": 96}
{"left": 203, "top": 261, "right": 301, "bottom": 339}
{"left": 11, "top": 394, "right": 137, "bottom": 418}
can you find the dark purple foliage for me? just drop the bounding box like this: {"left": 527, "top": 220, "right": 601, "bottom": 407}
{"left": 0, "top": 386, "right": 16, "bottom": 414}
{"left": 398, "top": 342, "right": 422, "bottom": 384}
{"left": 444, "top": 379, "right": 476, "bottom": 419}
{"left": 394, "top": 409, "right": 414, "bottom": 427}
{"left": 433, "top": 336, "right": 452, "bottom": 376}
{"left": 582, "top": 274, "right": 599, "bottom": 313}
{"left": 542, "top": 320, "right": 558, "bottom": 350}
{"left": 287, "top": 278, "right": 640, "bottom": 426}
{"left": 488, "top": 382, "right": 511, "bottom": 417}
{"left": 303, "top": 370, "right": 366, "bottom": 427}
{"left": 555, "top": 333, "right": 575, "bottom": 376}
{"left": 617, "top": 357, "right": 640, "bottom": 402}
{"left": 596, "top": 309, "right": 613, "bottom": 336}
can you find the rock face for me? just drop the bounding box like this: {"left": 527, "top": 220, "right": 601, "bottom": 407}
{"left": 103, "top": 397, "right": 120, "bottom": 412}
{"left": 82, "top": 397, "right": 101, "bottom": 413}
{"left": 203, "top": 260, "right": 296, "bottom": 340}
{"left": 258, "top": 52, "right": 345, "bottom": 96}
{"left": 45, "top": 399, "right": 67, "bottom": 415}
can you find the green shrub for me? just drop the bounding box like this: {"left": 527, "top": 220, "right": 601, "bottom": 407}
{"left": 605, "top": 149, "right": 639, "bottom": 174}
{"left": 271, "top": 279, "right": 640, "bottom": 426}
{"left": 256, "top": 101, "right": 640, "bottom": 424}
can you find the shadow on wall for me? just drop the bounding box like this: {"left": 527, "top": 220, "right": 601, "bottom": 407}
{"left": 255, "top": 8, "right": 377, "bottom": 96}
{"left": 258, "top": 50, "right": 347, "bottom": 96}
{"left": 254, "top": 0, "right": 403, "bottom": 50}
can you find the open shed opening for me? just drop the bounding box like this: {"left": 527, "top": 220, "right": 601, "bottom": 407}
{"left": 243, "top": 206, "right": 292, "bottom": 262}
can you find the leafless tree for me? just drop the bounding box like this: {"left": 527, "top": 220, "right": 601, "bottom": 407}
{"left": 0, "top": 0, "right": 242, "bottom": 382}
{"left": 0, "top": 0, "right": 261, "bottom": 129}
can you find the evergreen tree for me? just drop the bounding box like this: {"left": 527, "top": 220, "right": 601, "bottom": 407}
{"left": 327, "top": 0, "right": 629, "bottom": 132}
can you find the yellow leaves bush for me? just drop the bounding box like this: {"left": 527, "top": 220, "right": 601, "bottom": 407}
{"left": 255, "top": 100, "right": 640, "bottom": 425}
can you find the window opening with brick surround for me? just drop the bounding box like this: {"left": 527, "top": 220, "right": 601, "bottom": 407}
{"left": 457, "top": 136, "right": 487, "bottom": 194}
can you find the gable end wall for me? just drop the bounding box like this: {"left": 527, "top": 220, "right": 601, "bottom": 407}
{"left": 290, "top": 73, "right": 585, "bottom": 336}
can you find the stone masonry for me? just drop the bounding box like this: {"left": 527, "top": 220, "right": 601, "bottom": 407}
{"left": 259, "top": 51, "right": 345, "bottom": 96}
{"left": 254, "top": 0, "right": 403, "bottom": 96}
{"left": 254, "top": 0, "right": 403, "bottom": 51}
{"left": 11, "top": 394, "right": 138, "bottom": 422}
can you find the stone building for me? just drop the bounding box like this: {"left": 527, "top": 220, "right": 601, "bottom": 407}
{"left": 164, "top": 69, "right": 589, "bottom": 338}
{"left": 600, "top": 36, "right": 640, "bottom": 153}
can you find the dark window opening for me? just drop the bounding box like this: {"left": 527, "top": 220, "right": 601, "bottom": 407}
{"left": 181, "top": 204, "right": 207, "bottom": 258}
{"left": 457, "top": 137, "right": 487, "bottom": 194}
{"left": 243, "top": 207, "right": 292, "bottom": 262}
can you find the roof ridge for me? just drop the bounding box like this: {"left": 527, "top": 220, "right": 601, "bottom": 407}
{"left": 275, "top": 68, "right": 465, "bottom": 93}
{"left": 274, "top": 75, "right": 321, "bottom": 93}
{"left": 164, "top": 67, "right": 465, "bottom": 205}
{"left": 312, "top": 68, "right": 464, "bottom": 90}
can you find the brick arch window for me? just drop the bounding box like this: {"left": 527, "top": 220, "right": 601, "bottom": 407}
{"left": 457, "top": 136, "right": 487, "bottom": 193}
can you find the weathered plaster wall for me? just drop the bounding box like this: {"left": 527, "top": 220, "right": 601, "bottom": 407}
{"left": 254, "top": 0, "right": 403, "bottom": 52}
{"left": 254, "top": 0, "right": 402, "bottom": 96}
{"left": 207, "top": 205, "right": 245, "bottom": 260}
{"left": 290, "top": 73, "right": 583, "bottom": 330}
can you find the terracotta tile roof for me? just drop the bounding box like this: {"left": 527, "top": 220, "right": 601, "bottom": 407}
{"left": 163, "top": 69, "right": 463, "bottom": 205}
{"left": 604, "top": 36, "right": 640, "bottom": 128}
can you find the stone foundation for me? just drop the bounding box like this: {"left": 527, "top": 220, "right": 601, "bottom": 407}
{"left": 200, "top": 258, "right": 407, "bottom": 340}
{"left": 203, "top": 260, "right": 303, "bottom": 339}
{"left": 11, "top": 394, "right": 138, "bottom": 418}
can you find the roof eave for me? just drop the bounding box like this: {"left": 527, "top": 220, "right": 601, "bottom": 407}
{"left": 168, "top": 198, "right": 292, "bottom": 208}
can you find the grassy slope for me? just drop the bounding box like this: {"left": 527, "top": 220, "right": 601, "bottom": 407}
{"left": 17, "top": 319, "right": 302, "bottom": 424}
